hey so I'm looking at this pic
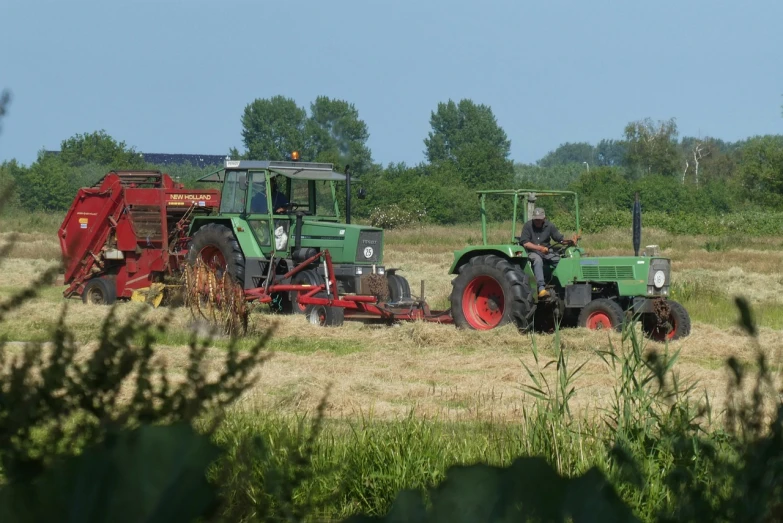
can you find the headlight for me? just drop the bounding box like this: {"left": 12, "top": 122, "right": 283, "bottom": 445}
{"left": 653, "top": 270, "right": 666, "bottom": 289}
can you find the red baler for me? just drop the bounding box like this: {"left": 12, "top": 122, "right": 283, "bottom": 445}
{"left": 59, "top": 170, "right": 220, "bottom": 304}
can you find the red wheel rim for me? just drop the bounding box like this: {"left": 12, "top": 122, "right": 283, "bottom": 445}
{"left": 462, "top": 276, "right": 505, "bottom": 330}
{"left": 586, "top": 311, "right": 613, "bottom": 330}
{"left": 199, "top": 246, "right": 226, "bottom": 270}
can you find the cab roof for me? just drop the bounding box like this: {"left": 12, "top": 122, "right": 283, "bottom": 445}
{"left": 197, "top": 159, "right": 357, "bottom": 183}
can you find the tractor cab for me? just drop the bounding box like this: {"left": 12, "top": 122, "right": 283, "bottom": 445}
{"left": 200, "top": 157, "right": 349, "bottom": 216}
{"left": 195, "top": 157, "right": 369, "bottom": 258}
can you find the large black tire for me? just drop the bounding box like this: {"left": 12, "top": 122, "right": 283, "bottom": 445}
{"left": 577, "top": 298, "right": 625, "bottom": 332}
{"left": 450, "top": 255, "right": 534, "bottom": 331}
{"left": 305, "top": 293, "right": 345, "bottom": 327}
{"left": 290, "top": 269, "right": 325, "bottom": 314}
{"left": 187, "top": 223, "right": 245, "bottom": 284}
{"left": 387, "top": 274, "right": 412, "bottom": 303}
{"left": 641, "top": 299, "right": 691, "bottom": 341}
{"left": 82, "top": 276, "right": 117, "bottom": 305}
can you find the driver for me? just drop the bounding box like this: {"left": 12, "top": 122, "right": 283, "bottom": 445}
{"left": 250, "top": 177, "right": 290, "bottom": 214}
{"left": 520, "top": 207, "right": 575, "bottom": 298}
{"left": 270, "top": 177, "right": 289, "bottom": 213}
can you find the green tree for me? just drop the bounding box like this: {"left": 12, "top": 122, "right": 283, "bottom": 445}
{"left": 738, "top": 135, "right": 783, "bottom": 203}
{"left": 569, "top": 167, "right": 632, "bottom": 210}
{"left": 514, "top": 163, "right": 585, "bottom": 190}
{"left": 623, "top": 118, "right": 681, "bottom": 178}
{"left": 596, "top": 139, "right": 627, "bottom": 167}
{"left": 537, "top": 142, "right": 595, "bottom": 168}
{"left": 424, "top": 99, "right": 513, "bottom": 189}
{"left": 0, "top": 160, "right": 26, "bottom": 210}
{"left": 14, "top": 151, "right": 75, "bottom": 211}
{"left": 59, "top": 129, "right": 146, "bottom": 169}
{"left": 305, "top": 96, "right": 373, "bottom": 174}
{"left": 240, "top": 95, "right": 307, "bottom": 160}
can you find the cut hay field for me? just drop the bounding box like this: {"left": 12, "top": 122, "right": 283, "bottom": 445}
{"left": 2, "top": 215, "right": 782, "bottom": 423}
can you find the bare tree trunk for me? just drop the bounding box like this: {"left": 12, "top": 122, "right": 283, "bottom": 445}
{"left": 691, "top": 142, "right": 708, "bottom": 189}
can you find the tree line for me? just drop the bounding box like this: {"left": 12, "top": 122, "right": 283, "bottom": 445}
{"left": 1, "top": 95, "right": 782, "bottom": 228}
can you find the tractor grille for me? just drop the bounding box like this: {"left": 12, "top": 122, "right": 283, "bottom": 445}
{"left": 581, "top": 265, "right": 635, "bottom": 280}
{"left": 356, "top": 230, "right": 382, "bottom": 263}
{"left": 646, "top": 258, "right": 671, "bottom": 295}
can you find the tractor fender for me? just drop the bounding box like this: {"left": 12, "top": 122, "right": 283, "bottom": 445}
{"left": 449, "top": 246, "right": 530, "bottom": 275}
{"left": 188, "top": 217, "right": 235, "bottom": 237}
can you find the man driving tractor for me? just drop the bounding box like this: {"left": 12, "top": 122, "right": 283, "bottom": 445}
{"left": 520, "top": 207, "right": 577, "bottom": 298}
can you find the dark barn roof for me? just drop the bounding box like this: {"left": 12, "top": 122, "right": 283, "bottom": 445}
{"left": 45, "top": 151, "right": 227, "bottom": 168}
{"left": 140, "top": 153, "right": 227, "bottom": 167}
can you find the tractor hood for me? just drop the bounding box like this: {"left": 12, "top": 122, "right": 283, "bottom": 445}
{"left": 298, "top": 220, "right": 385, "bottom": 265}
{"left": 565, "top": 255, "right": 672, "bottom": 298}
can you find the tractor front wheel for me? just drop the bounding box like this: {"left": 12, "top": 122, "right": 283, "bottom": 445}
{"left": 450, "top": 255, "right": 534, "bottom": 331}
{"left": 186, "top": 223, "right": 246, "bottom": 284}
{"left": 577, "top": 298, "right": 625, "bottom": 332}
{"left": 82, "top": 277, "right": 117, "bottom": 305}
{"left": 642, "top": 299, "right": 691, "bottom": 341}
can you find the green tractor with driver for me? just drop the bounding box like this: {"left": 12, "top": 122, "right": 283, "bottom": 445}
{"left": 185, "top": 157, "right": 412, "bottom": 315}
{"left": 448, "top": 189, "right": 691, "bottom": 341}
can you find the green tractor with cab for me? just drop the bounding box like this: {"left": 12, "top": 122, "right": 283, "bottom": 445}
{"left": 448, "top": 189, "right": 691, "bottom": 341}
{"left": 186, "top": 158, "right": 412, "bottom": 313}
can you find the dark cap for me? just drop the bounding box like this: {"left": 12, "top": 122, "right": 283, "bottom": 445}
{"left": 532, "top": 207, "right": 546, "bottom": 219}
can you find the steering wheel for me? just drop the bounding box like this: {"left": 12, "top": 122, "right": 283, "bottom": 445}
{"left": 547, "top": 240, "right": 575, "bottom": 256}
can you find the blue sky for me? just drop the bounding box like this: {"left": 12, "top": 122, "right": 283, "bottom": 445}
{"left": 1, "top": 0, "right": 781, "bottom": 168}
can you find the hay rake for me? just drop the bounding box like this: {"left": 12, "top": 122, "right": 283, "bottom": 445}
{"left": 183, "top": 258, "right": 248, "bottom": 336}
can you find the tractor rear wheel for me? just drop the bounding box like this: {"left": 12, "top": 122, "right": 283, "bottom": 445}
{"left": 387, "top": 274, "right": 412, "bottom": 303}
{"left": 577, "top": 298, "right": 625, "bottom": 332}
{"left": 82, "top": 277, "right": 117, "bottom": 305}
{"left": 187, "top": 223, "right": 245, "bottom": 284}
{"left": 291, "top": 269, "right": 325, "bottom": 314}
{"left": 450, "top": 255, "right": 534, "bottom": 331}
{"left": 641, "top": 299, "right": 691, "bottom": 341}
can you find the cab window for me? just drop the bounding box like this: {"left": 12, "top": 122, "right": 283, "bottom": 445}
{"left": 249, "top": 171, "right": 269, "bottom": 214}
{"left": 219, "top": 170, "right": 247, "bottom": 214}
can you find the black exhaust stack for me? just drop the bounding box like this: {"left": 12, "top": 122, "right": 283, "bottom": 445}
{"left": 345, "top": 164, "right": 351, "bottom": 225}
{"left": 632, "top": 191, "right": 641, "bottom": 256}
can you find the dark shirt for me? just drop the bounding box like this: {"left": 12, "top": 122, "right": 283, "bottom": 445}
{"left": 271, "top": 190, "right": 289, "bottom": 210}
{"left": 250, "top": 190, "right": 288, "bottom": 214}
{"left": 520, "top": 220, "right": 564, "bottom": 248}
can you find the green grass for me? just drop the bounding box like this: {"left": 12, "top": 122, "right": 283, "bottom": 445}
{"left": 678, "top": 298, "right": 783, "bottom": 330}
{"left": 0, "top": 209, "right": 64, "bottom": 234}
{"left": 209, "top": 409, "right": 605, "bottom": 520}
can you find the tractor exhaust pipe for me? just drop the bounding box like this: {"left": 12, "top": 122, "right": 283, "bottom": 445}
{"left": 345, "top": 164, "right": 351, "bottom": 224}
{"left": 632, "top": 192, "right": 641, "bottom": 256}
